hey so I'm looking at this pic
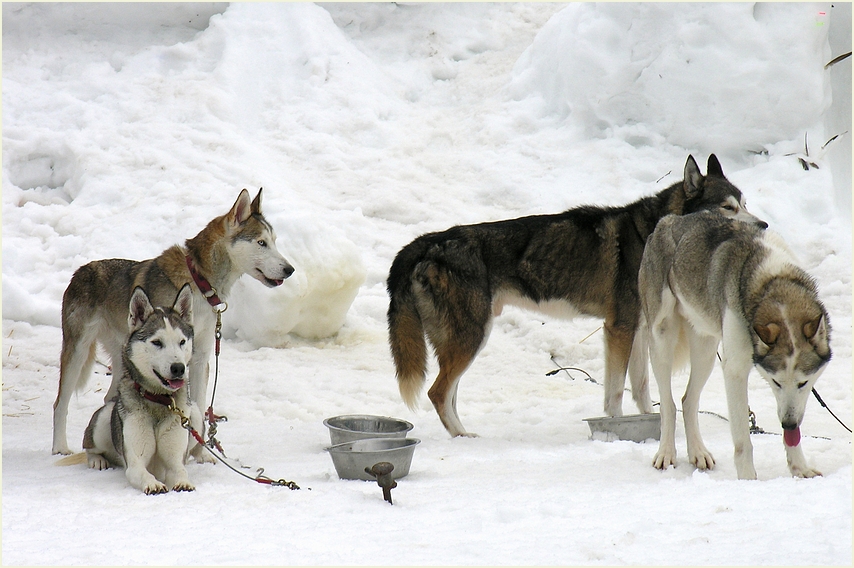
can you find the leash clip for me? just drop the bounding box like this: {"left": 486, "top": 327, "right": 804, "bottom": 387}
{"left": 168, "top": 401, "right": 196, "bottom": 438}
{"left": 209, "top": 290, "right": 227, "bottom": 313}
{"left": 255, "top": 468, "right": 300, "bottom": 490}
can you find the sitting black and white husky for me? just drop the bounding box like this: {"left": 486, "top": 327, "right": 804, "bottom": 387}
{"left": 81, "top": 284, "right": 198, "bottom": 494}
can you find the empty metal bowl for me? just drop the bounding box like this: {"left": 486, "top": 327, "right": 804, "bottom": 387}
{"left": 583, "top": 413, "right": 661, "bottom": 442}
{"left": 323, "top": 414, "right": 414, "bottom": 445}
{"left": 325, "top": 437, "right": 420, "bottom": 481}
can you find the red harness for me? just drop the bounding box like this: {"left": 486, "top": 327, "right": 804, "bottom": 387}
{"left": 184, "top": 255, "right": 224, "bottom": 309}
{"left": 133, "top": 381, "right": 173, "bottom": 407}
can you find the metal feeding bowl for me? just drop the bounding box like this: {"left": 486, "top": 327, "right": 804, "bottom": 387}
{"left": 583, "top": 413, "right": 661, "bottom": 442}
{"left": 326, "top": 437, "right": 421, "bottom": 481}
{"left": 323, "top": 414, "right": 414, "bottom": 445}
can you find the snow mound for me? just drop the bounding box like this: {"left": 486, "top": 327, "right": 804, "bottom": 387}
{"left": 511, "top": 3, "right": 831, "bottom": 156}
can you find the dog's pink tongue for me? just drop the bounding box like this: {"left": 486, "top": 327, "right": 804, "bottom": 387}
{"left": 168, "top": 379, "right": 185, "bottom": 390}
{"left": 783, "top": 427, "right": 801, "bottom": 447}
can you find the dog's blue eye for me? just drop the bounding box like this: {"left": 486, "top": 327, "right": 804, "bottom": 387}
{"left": 152, "top": 340, "right": 163, "bottom": 348}
{"left": 257, "top": 240, "right": 267, "bottom": 248}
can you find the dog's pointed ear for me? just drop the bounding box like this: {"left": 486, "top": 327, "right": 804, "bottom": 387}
{"left": 803, "top": 313, "right": 828, "bottom": 342}
{"left": 227, "top": 189, "right": 253, "bottom": 227}
{"left": 754, "top": 322, "right": 780, "bottom": 347}
{"left": 805, "top": 313, "right": 831, "bottom": 358}
{"left": 128, "top": 287, "right": 154, "bottom": 332}
{"left": 683, "top": 155, "right": 703, "bottom": 199}
{"left": 251, "top": 187, "right": 263, "bottom": 216}
{"left": 706, "top": 154, "right": 725, "bottom": 178}
{"left": 173, "top": 283, "right": 193, "bottom": 326}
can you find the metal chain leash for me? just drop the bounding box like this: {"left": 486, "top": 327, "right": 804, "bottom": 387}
{"left": 169, "top": 399, "right": 301, "bottom": 490}
{"left": 182, "top": 301, "right": 302, "bottom": 490}
{"left": 205, "top": 306, "right": 228, "bottom": 455}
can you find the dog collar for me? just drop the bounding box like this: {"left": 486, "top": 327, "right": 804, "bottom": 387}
{"left": 185, "top": 255, "right": 225, "bottom": 310}
{"left": 133, "top": 381, "right": 174, "bottom": 407}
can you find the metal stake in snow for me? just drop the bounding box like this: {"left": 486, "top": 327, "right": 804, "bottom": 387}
{"left": 365, "top": 462, "right": 397, "bottom": 505}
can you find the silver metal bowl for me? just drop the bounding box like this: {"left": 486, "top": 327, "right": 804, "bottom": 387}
{"left": 325, "top": 437, "right": 420, "bottom": 481}
{"left": 583, "top": 413, "right": 661, "bottom": 442}
{"left": 323, "top": 414, "right": 414, "bottom": 445}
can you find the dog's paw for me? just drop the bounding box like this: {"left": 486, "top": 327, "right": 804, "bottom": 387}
{"left": 652, "top": 449, "right": 677, "bottom": 470}
{"left": 193, "top": 452, "right": 217, "bottom": 465}
{"left": 688, "top": 447, "right": 715, "bottom": 471}
{"left": 792, "top": 466, "right": 822, "bottom": 479}
{"left": 143, "top": 482, "right": 169, "bottom": 495}
{"left": 458, "top": 432, "right": 479, "bottom": 438}
{"left": 87, "top": 454, "right": 111, "bottom": 471}
{"left": 52, "top": 447, "right": 73, "bottom": 456}
{"left": 172, "top": 481, "right": 196, "bottom": 492}
{"left": 189, "top": 444, "right": 217, "bottom": 464}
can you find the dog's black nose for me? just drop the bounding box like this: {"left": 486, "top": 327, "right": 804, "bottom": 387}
{"left": 171, "top": 363, "right": 186, "bottom": 378}
{"left": 283, "top": 264, "right": 295, "bottom": 279}
{"left": 756, "top": 220, "right": 769, "bottom": 230}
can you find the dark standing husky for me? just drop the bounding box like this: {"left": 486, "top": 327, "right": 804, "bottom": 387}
{"left": 387, "top": 155, "right": 767, "bottom": 437}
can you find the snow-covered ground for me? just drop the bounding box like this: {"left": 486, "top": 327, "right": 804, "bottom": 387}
{"left": 2, "top": 3, "right": 851, "bottom": 565}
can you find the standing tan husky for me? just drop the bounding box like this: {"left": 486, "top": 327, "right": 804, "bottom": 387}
{"left": 53, "top": 189, "right": 294, "bottom": 456}
{"left": 387, "top": 155, "right": 765, "bottom": 437}
{"left": 640, "top": 211, "right": 830, "bottom": 479}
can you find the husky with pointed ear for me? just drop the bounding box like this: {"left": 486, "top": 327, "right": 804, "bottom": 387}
{"left": 388, "top": 155, "right": 766, "bottom": 438}
{"left": 640, "top": 210, "right": 831, "bottom": 480}
{"left": 53, "top": 189, "right": 295, "bottom": 460}
{"left": 79, "top": 284, "right": 197, "bottom": 494}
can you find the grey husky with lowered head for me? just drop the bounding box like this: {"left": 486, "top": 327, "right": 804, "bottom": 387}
{"left": 388, "top": 155, "right": 764, "bottom": 437}
{"left": 640, "top": 210, "right": 831, "bottom": 480}
{"left": 83, "top": 284, "right": 197, "bottom": 494}
{"left": 53, "top": 188, "right": 294, "bottom": 458}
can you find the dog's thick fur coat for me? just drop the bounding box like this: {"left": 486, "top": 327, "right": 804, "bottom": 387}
{"left": 388, "top": 155, "right": 765, "bottom": 436}
{"left": 640, "top": 210, "right": 831, "bottom": 479}
{"left": 53, "top": 189, "right": 293, "bottom": 456}
{"left": 80, "top": 285, "right": 196, "bottom": 494}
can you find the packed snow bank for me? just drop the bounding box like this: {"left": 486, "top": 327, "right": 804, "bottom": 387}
{"left": 511, "top": 3, "right": 832, "bottom": 158}
{"left": 207, "top": 2, "right": 404, "bottom": 134}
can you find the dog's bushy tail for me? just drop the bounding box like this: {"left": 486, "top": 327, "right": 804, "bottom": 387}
{"left": 54, "top": 453, "right": 87, "bottom": 466}
{"left": 387, "top": 246, "right": 429, "bottom": 409}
